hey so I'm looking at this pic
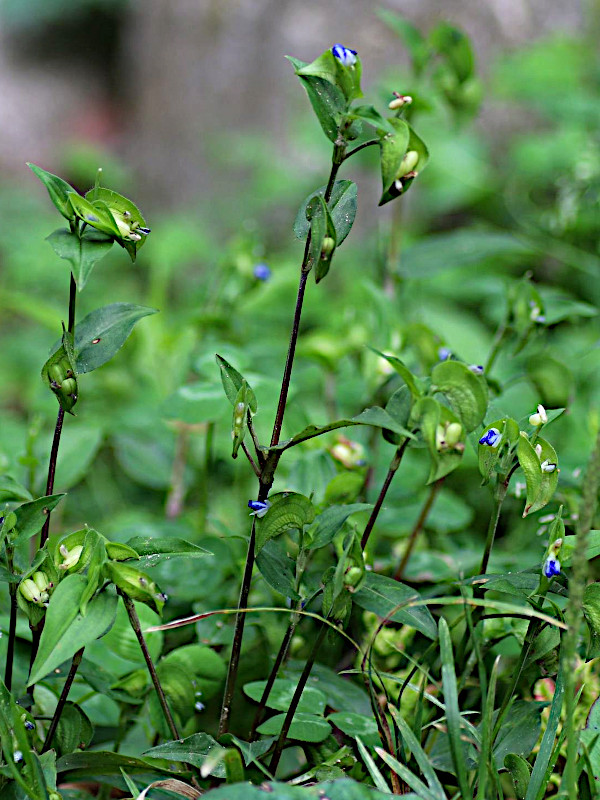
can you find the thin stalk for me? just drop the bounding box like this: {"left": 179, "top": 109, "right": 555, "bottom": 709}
{"left": 120, "top": 592, "right": 179, "bottom": 740}
{"left": 41, "top": 647, "right": 84, "bottom": 753}
{"left": 40, "top": 271, "right": 77, "bottom": 548}
{"left": 4, "top": 548, "right": 18, "bottom": 691}
{"left": 343, "top": 139, "right": 379, "bottom": 161}
{"left": 394, "top": 478, "right": 443, "bottom": 580}
{"left": 562, "top": 430, "right": 600, "bottom": 796}
{"left": 268, "top": 621, "right": 328, "bottom": 775}
{"left": 361, "top": 439, "right": 409, "bottom": 550}
{"left": 218, "top": 519, "right": 258, "bottom": 736}
{"left": 249, "top": 614, "right": 298, "bottom": 740}
{"left": 484, "top": 320, "right": 508, "bottom": 375}
{"left": 218, "top": 147, "right": 346, "bottom": 736}
{"left": 241, "top": 442, "right": 261, "bottom": 478}
{"left": 478, "top": 481, "right": 508, "bottom": 579}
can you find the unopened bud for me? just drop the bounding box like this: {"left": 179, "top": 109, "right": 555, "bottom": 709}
{"left": 32, "top": 571, "right": 52, "bottom": 593}
{"left": 397, "top": 150, "right": 419, "bottom": 177}
{"left": 320, "top": 236, "right": 335, "bottom": 259}
{"left": 59, "top": 544, "right": 83, "bottom": 571}
{"left": 445, "top": 422, "right": 463, "bottom": 447}
{"left": 20, "top": 579, "right": 40, "bottom": 603}
{"left": 388, "top": 94, "right": 413, "bottom": 109}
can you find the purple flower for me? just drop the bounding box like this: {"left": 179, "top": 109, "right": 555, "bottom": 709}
{"left": 543, "top": 556, "right": 561, "bottom": 578}
{"left": 248, "top": 499, "right": 271, "bottom": 518}
{"left": 469, "top": 365, "right": 484, "bottom": 375}
{"left": 479, "top": 427, "right": 502, "bottom": 447}
{"left": 331, "top": 44, "right": 357, "bottom": 67}
{"left": 438, "top": 347, "right": 452, "bottom": 361}
{"left": 253, "top": 263, "right": 271, "bottom": 281}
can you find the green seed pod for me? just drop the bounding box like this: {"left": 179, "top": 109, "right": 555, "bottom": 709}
{"left": 57, "top": 377, "right": 78, "bottom": 413}
{"left": 19, "top": 579, "right": 40, "bottom": 603}
{"left": 397, "top": 149, "right": 419, "bottom": 177}
{"left": 344, "top": 565, "right": 364, "bottom": 589}
{"left": 320, "top": 236, "right": 335, "bottom": 258}
{"left": 48, "top": 363, "right": 66, "bottom": 384}
{"left": 445, "top": 422, "right": 463, "bottom": 447}
{"left": 32, "top": 571, "right": 52, "bottom": 593}
{"left": 60, "top": 378, "right": 77, "bottom": 395}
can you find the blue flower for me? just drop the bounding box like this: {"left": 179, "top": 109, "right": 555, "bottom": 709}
{"left": 469, "top": 365, "right": 484, "bottom": 375}
{"left": 543, "top": 556, "right": 561, "bottom": 578}
{"left": 248, "top": 499, "right": 271, "bottom": 518}
{"left": 479, "top": 427, "right": 502, "bottom": 447}
{"left": 332, "top": 44, "right": 357, "bottom": 67}
{"left": 438, "top": 347, "right": 452, "bottom": 361}
{"left": 253, "top": 263, "right": 271, "bottom": 281}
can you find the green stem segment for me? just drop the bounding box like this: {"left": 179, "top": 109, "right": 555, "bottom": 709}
{"left": 4, "top": 548, "right": 18, "bottom": 692}
{"left": 41, "top": 647, "right": 84, "bottom": 753}
{"left": 268, "top": 621, "right": 328, "bottom": 775}
{"left": 218, "top": 145, "right": 346, "bottom": 736}
{"left": 120, "top": 592, "right": 180, "bottom": 740}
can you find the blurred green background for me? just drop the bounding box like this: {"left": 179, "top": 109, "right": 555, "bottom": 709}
{"left": 0, "top": 0, "right": 599, "bottom": 734}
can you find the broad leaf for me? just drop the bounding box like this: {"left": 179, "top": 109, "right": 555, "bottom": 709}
{"left": 431, "top": 360, "right": 487, "bottom": 432}
{"left": 74, "top": 303, "right": 158, "bottom": 373}
{"left": 256, "top": 539, "right": 300, "bottom": 599}
{"left": 517, "top": 434, "right": 559, "bottom": 516}
{"left": 353, "top": 573, "right": 437, "bottom": 639}
{"left": 294, "top": 180, "right": 357, "bottom": 246}
{"left": 8, "top": 494, "right": 65, "bottom": 545}
{"left": 29, "top": 578, "right": 117, "bottom": 685}
{"left": 215, "top": 354, "right": 258, "bottom": 413}
{"left": 46, "top": 228, "right": 114, "bottom": 290}
{"left": 27, "top": 162, "right": 76, "bottom": 220}
{"left": 244, "top": 679, "right": 327, "bottom": 714}
{"left": 257, "top": 711, "right": 331, "bottom": 742}
{"left": 255, "top": 493, "right": 315, "bottom": 553}
{"left": 306, "top": 503, "right": 372, "bottom": 549}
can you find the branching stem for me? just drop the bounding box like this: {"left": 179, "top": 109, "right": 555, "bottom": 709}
{"left": 41, "top": 647, "right": 84, "bottom": 753}
{"left": 361, "top": 439, "right": 409, "bottom": 550}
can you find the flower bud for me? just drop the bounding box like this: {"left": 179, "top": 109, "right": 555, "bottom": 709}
{"left": 320, "top": 237, "right": 335, "bottom": 258}
{"left": 58, "top": 544, "right": 83, "bottom": 571}
{"left": 32, "top": 571, "right": 53, "bottom": 593}
{"left": 529, "top": 404, "right": 548, "bottom": 426}
{"left": 397, "top": 150, "right": 419, "bottom": 177}
{"left": 445, "top": 422, "right": 463, "bottom": 447}
{"left": 19, "top": 579, "right": 40, "bottom": 603}
{"left": 388, "top": 94, "right": 413, "bottom": 109}
{"left": 345, "top": 566, "right": 364, "bottom": 589}
{"left": 48, "top": 363, "right": 65, "bottom": 384}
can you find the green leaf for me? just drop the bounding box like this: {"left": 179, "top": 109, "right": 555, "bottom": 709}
{"left": 439, "top": 617, "right": 471, "bottom": 800}
{"left": 369, "top": 347, "right": 422, "bottom": 398}
{"left": 296, "top": 48, "right": 362, "bottom": 103}
{"left": 505, "top": 753, "right": 532, "bottom": 799}
{"left": 493, "top": 702, "right": 545, "bottom": 769}
{"left": 431, "top": 360, "right": 488, "bottom": 431}
{"left": 126, "top": 536, "right": 210, "bottom": 569}
{"left": 244, "top": 679, "right": 326, "bottom": 714}
{"left": 0, "top": 474, "right": 32, "bottom": 503}
{"left": 525, "top": 669, "right": 564, "bottom": 800}
{"left": 352, "top": 406, "right": 414, "bottom": 439}
{"left": 328, "top": 712, "right": 379, "bottom": 746}
{"left": 355, "top": 737, "right": 391, "bottom": 794}
{"left": 348, "top": 104, "right": 395, "bottom": 134}
{"left": 55, "top": 702, "right": 94, "bottom": 756}
{"left": 73, "top": 303, "right": 158, "bottom": 374}
{"left": 160, "top": 643, "right": 226, "bottom": 700}
{"left": 430, "top": 22, "right": 475, "bottom": 83}
{"left": 378, "top": 117, "right": 410, "bottom": 204}
{"left": 68, "top": 192, "right": 121, "bottom": 238}
{"left": 215, "top": 354, "right": 258, "bottom": 413}
{"left": 9, "top": 494, "right": 65, "bottom": 546}
{"left": 46, "top": 228, "right": 114, "bottom": 290}
{"left": 353, "top": 573, "right": 438, "bottom": 639}
{"left": 56, "top": 750, "right": 178, "bottom": 781}
{"left": 377, "top": 10, "right": 430, "bottom": 74}
{"left": 527, "top": 355, "right": 573, "bottom": 409}
{"left": 144, "top": 732, "right": 226, "bottom": 778}
{"left": 306, "top": 194, "right": 337, "bottom": 283}
{"left": 231, "top": 381, "right": 251, "bottom": 458}
{"left": 306, "top": 503, "right": 371, "bottom": 549}
{"left": 27, "top": 162, "right": 76, "bottom": 221}
{"left": 255, "top": 493, "right": 315, "bottom": 553}
{"left": 256, "top": 539, "right": 300, "bottom": 599}
{"left": 257, "top": 711, "right": 331, "bottom": 743}
{"left": 416, "top": 397, "right": 464, "bottom": 483}
{"left": 84, "top": 186, "right": 149, "bottom": 260}
{"left": 288, "top": 58, "right": 346, "bottom": 142}
{"left": 517, "top": 434, "right": 559, "bottom": 516}
{"left": 29, "top": 578, "right": 117, "bottom": 685}
{"left": 390, "top": 708, "right": 446, "bottom": 800}
{"left": 163, "top": 383, "right": 225, "bottom": 424}
{"left": 583, "top": 583, "right": 600, "bottom": 639}
{"left": 105, "top": 562, "right": 165, "bottom": 613}
{"left": 294, "top": 180, "right": 357, "bottom": 246}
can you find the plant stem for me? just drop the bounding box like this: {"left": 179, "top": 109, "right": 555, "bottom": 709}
{"left": 268, "top": 621, "right": 328, "bottom": 775}
{"left": 484, "top": 320, "right": 507, "bottom": 374}
{"left": 218, "top": 519, "right": 258, "bottom": 736}
{"left": 41, "top": 647, "right": 84, "bottom": 753}
{"left": 120, "top": 592, "right": 179, "bottom": 740}
{"left": 394, "top": 478, "right": 443, "bottom": 580}
{"left": 4, "top": 548, "right": 18, "bottom": 691}
{"left": 40, "top": 271, "right": 77, "bottom": 548}
{"left": 562, "top": 430, "right": 600, "bottom": 796}
{"left": 241, "top": 442, "right": 261, "bottom": 478}
{"left": 218, "top": 147, "right": 346, "bottom": 736}
{"left": 249, "top": 611, "right": 299, "bottom": 741}
{"left": 478, "top": 481, "right": 508, "bottom": 579}
{"left": 343, "top": 139, "right": 380, "bottom": 161}
{"left": 361, "top": 439, "right": 409, "bottom": 550}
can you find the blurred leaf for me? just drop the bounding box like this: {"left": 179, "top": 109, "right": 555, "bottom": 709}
{"left": 0, "top": 474, "right": 32, "bottom": 503}
{"left": 55, "top": 702, "right": 94, "bottom": 756}
{"left": 328, "top": 712, "right": 379, "bottom": 746}
{"left": 306, "top": 503, "right": 371, "bottom": 549}
{"left": 378, "top": 9, "right": 430, "bottom": 73}
{"left": 431, "top": 360, "right": 487, "bottom": 431}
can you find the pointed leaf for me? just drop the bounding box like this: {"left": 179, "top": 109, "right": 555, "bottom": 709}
{"left": 244, "top": 679, "right": 326, "bottom": 714}
{"left": 255, "top": 493, "right": 315, "bottom": 552}
{"left": 74, "top": 303, "right": 157, "bottom": 373}
{"left": 215, "top": 354, "right": 258, "bottom": 413}
{"left": 27, "top": 162, "right": 76, "bottom": 221}
{"left": 294, "top": 180, "right": 357, "bottom": 245}
{"left": 353, "top": 573, "right": 437, "bottom": 639}
{"left": 431, "top": 360, "right": 488, "bottom": 431}
{"left": 306, "top": 503, "right": 372, "bottom": 549}
{"left": 46, "top": 228, "right": 114, "bottom": 290}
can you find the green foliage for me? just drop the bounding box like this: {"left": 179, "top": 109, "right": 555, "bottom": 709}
{"left": 1, "top": 19, "right": 599, "bottom": 800}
